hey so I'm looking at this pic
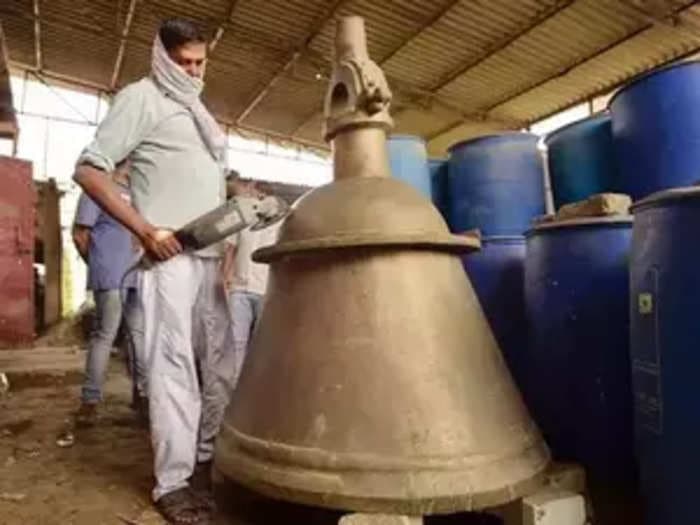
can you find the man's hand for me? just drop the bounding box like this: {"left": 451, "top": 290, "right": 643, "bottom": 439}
{"left": 140, "top": 227, "right": 184, "bottom": 261}
{"left": 72, "top": 226, "right": 91, "bottom": 262}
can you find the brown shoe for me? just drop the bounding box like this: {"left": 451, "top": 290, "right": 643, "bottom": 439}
{"left": 189, "top": 461, "right": 216, "bottom": 511}
{"left": 155, "top": 487, "right": 212, "bottom": 525}
{"left": 75, "top": 402, "right": 98, "bottom": 428}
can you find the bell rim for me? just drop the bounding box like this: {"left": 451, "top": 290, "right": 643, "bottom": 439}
{"left": 252, "top": 232, "right": 481, "bottom": 262}
{"left": 214, "top": 429, "right": 551, "bottom": 514}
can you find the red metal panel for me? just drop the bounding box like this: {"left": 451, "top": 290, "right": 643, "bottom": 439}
{"left": 0, "top": 156, "right": 35, "bottom": 345}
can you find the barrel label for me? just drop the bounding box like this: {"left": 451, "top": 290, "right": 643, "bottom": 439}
{"left": 632, "top": 270, "right": 663, "bottom": 435}
{"left": 638, "top": 293, "right": 653, "bottom": 314}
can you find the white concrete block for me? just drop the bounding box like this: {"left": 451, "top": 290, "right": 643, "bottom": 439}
{"left": 339, "top": 514, "right": 423, "bottom": 525}
{"left": 522, "top": 490, "right": 585, "bottom": 525}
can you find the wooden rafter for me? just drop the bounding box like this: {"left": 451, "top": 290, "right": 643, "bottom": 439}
{"left": 428, "top": 1, "right": 698, "bottom": 143}
{"left": 9, "top": 59, "right": 328, "bottom": 150}
{"left": 9, "top": 60, "right": 111, "bottom": 92}
{"left": 619, "top": 0, "right": 700, "bottom": 38}
{"left": 427, "top": 0, "right": 575, "bottom": 95}
{"left": 32, "top": 0, "right": 42, "bottom": 70}
{"left": 290, "top": 0, "right": 465, "bottom": 137}
{"left": 0, "top": 5, "right": 287, "bottom": 59}
{"left": 234, "top": 0, "right": 346, "bottom": 125}
{"left": 208, "top": 0, "right": 239, "bottom": 53}
{"left": 405, "top": 0, "right": 576, "bottom": 141}
{"left": 110, "top": 0, "right": 139, "bottom": 91}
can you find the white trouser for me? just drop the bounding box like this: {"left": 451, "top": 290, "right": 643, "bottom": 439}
{"left": 141, "top": 254, "right": 235, "bottom": 501}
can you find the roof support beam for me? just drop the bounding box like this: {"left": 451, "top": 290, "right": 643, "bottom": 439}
{"left": 428, "top": 1, "right": 696, "bottom": 144}
{"left": 428, "top": 0, "right": 574, "bottom": 94}
{"left": 525, "top": 41, "right": 700, "bottom": 127}
{"left": 10, "top": 59, "right": 113, "bottom": 92}
{"left": 110, "top": 0, "right": 138, "bottom": 91}
{"left": 620, "top": 0, "right": 680, "bottom": 26}
{"left": 379, "top": 0, "right": 462, "bottom": 66}
{"left": 32, "top": 0, "right": 42, "bottom": 71}
{"left": 144, "top": 0, "right": 290, "bottom": 53}
{"left": 292, "top": 0, "right": 574, "bottom": 139}
{"left": 208, "top": 0, "right": 239, "bottom": 53}
{"left": 291, "top": 0, "right": 464, "bottom": 137}
{"left": 394, "top": 0, "right": 575, "bottom": 141}
{"left": 9, "top": 59, "right": 329, "bottom": 152}
{"left": 0, "top": 5, "right": 287, "bottom": 59}
{"left": 619, "top": 0, "right": 700, "bottom": 39}
{"left": 234, "top": 0, "right": 346, "bottom": 125}
{"left": 290, "top": 68, "right": 522, "bottom": 138}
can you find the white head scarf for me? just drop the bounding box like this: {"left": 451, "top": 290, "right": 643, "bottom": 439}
{"left": 151, "top": 35, "right": 227, "bottom": 165}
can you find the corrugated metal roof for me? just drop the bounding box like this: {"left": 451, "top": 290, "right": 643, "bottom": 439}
{"left": 2, "top": 1, "right": 35, "bottom": 68}
{"left": 1, "top": 0, "right": 699, "bottom": 156}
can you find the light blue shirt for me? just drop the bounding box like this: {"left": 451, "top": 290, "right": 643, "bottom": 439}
{"left": 77, "top": 77, "right": 225, "bottom": 257}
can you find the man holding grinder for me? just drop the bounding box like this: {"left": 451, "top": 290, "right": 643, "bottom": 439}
{"left": 74, "top": 18, "right": 233, "bottom": 525}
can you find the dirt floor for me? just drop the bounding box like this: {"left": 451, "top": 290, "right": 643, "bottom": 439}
{"left": 0, "top": 348, "right": 503, "bottom": 525}
{"left": 0, "top": 356, "right": 164, "bottom": 525}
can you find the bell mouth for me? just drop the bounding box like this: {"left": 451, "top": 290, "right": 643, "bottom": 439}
{"left": 254, "top": 232, "right": 480, "bottom": 263}
{"left": 215, "top": 424, "right": 550, "bottom": 514}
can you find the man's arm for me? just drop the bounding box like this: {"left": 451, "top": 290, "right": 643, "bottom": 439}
{"left": 72, "top": 191, "right": 99, "bottom": 263}
{"left": 73, "top": 82, "right": 182, "bottom": 261}
{"left": 72, "top": 225, "right": 91, "bottom": 262}
{"left": 74, "top": 165, "right": 182, "bottom": 260}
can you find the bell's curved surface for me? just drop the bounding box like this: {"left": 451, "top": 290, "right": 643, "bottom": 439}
{"left": 215, "top": 15, "right": 549, "bottom": 515}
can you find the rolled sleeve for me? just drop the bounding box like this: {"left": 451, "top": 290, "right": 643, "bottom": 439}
{"left": 77, "top": 82, "right": 152, "bottom": 173}
{"left": 74, "top": 192, "right": 100, "bottom": 227}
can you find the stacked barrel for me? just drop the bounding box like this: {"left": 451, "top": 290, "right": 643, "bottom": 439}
{"left": 386, "top": 59, "right": 700, "bottom": 525}
{"left": 615, "top": 61, "right": 700, "bottom": 525}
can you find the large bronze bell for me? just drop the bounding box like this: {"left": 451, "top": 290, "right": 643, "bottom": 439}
{"left": 215, "top": 16, "right": 549, "bottom": 515}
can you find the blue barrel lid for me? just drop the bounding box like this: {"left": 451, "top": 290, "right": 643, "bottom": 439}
{"left": 526, "top": 216, "right": 633, "bottom": 237}
{"left": 448, "top": 131, "right": 539, "bottom": 153}
{"left": 544, "top": 111, "right": 611, "bottom": 144}
{"left": 608, "top": 60, "right": 700, "bottom": 110}
{"left": 631, "top": 186, "right": 700, "bottom": 214}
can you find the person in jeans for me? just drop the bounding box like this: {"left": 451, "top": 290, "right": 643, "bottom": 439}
{"left": 222, "top": 179, "right": 281, "bottom": 388}
{"left": 72, "top": 161, "right": 145, "bottom": 423}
